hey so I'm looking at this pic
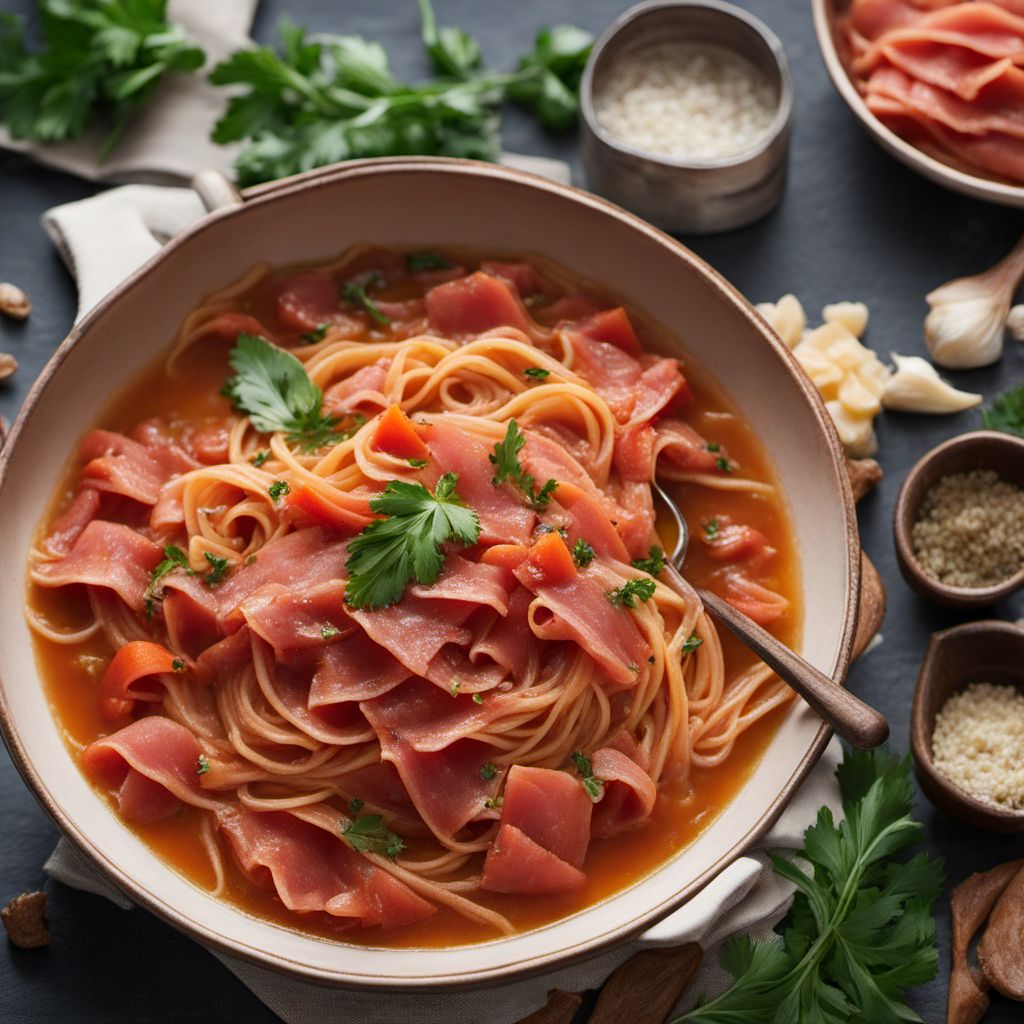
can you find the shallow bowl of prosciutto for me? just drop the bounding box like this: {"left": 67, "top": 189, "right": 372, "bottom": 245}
{"left": 814, "top": 0, "right": 1024, "bottom": 206}
{"left": 0, "top": 157, "right": 859, "bottom": 987}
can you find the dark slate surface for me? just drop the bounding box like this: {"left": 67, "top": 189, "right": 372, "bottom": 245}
{"left": 1, "top": 1, "right": 1022, "bottom": 1021}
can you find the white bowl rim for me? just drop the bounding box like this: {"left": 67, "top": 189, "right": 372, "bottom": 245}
{"left": 0, "top": 156, "right": 859, "bottom": 988}
{"left": 811, "top": 0, "right": 1024, "bottom": 208}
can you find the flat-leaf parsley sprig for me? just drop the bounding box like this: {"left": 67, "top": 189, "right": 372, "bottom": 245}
{"left": 489, "top": 420, "right": 558, "bottom": 511}
{"left": 675, "top": 748, "right": 942, "bottom": 1024}
{"left": 222, "top": 333, "right": 355, "bottom": 453}
{"left": 344, "top": 472, "right": 480, "bottom": 609}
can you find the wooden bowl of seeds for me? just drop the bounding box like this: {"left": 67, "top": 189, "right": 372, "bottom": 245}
{"left": 894, "top": 431, "right": 1024, "bottom": 608}
{"left": 911, "top": 620, "right": 1024, "bottom": 833}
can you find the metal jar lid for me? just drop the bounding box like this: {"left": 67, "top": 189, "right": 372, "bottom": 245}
{"left": 580, "top": 0, "right": 794, "bottom": 235}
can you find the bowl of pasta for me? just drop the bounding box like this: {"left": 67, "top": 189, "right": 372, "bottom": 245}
{"left": 0, "top": 157, "right": 859, "bottom": 987}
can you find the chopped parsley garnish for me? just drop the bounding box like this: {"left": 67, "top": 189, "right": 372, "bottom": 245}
{"left": 268, "top": 479, "right": 290, "bottom": 502}
{"left": 196, "top": 754, "right": 210, "bottom": 776}
{"left": 349, "top": 797, "right": 364, "bottom": 814}
{"left": 607, "top": 577, "right": 657, "bottom": 609}
{"left": 631, "top": 545, "right": 665, "bottom": 576}
{"left": 408, "top": 457, "right": 429, "bottom": 469}
{"left": 251, "top": 449, "right": 270, "bottom": 467}
{"left": 301, "top": 322, "right": 330, "bottom": 343}
{"left": 223, "top": 333, "right": 341, "bottom": 452}
{"left": 484, "top": 795, "right": 504, "bottom": 810}
{"left": 406, "top": 251, "right": 453, "bottom": 273}
{"left": 705, "top": 442, "right": 720, "bottom": 453}
{"left": 344, "top": 473, "right": 480, "bottom": 609}
{"left": 449, "top": 680, "right": 461, "bottom": 697}
{"left": 143, "top": 545, "right": 195, "bottom": 618}
{"left": 489, "top": 419, "right": 558, "bottom": 511}
{"left": 480, "top": 762, "right": 498, "bottom": 781}
{"left": 682, "top": 635, "right": 703, "bottom": 655}
{"left": 341, "top": 814, "right": 404, "bottom": 860}
{"left": 523, "top": 366, "right": 550, "bottom": 379}
{"left": 472, "top": 693, "right": 484, "bottom": 705}
{"left": 171, "top": 658, "right": 186, "bottom": 672}
{"left": 571, "top": 750, "right": 604, "bottom": 802}
{"left": 572, "top": 538, "right": 596, "bottom": 568}
{"left": 982, "top": 385, "right": 1024, "bottom": 438}
{"left": 244, "top": 554, "right": 258, "bottom": 566}
{"left": 203, "top": 552, "right": 230, "bottom": 587}
{"left": 628, "top": 662, "right": 639, "bottom": 674}
{"left": 704, "top": 517, "right": 720, "bottom": 542}
{"left": 716, "top": 456, "right": 733, "bottom": 473}
{"left": 321, "top": 625, "right": 341, "bottom": 640}
{"left": 342, "top": 277, "right": 390, "bottom": 327}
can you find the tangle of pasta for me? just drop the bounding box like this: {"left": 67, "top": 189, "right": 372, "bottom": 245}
{"left": 29, "top": 245, "right": 795, "bottom": 938}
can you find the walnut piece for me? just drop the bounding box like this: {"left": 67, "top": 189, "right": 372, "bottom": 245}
{"left": 0, "top": 282, "right": 30, "bottom": 321}
{"left": 0, "top": 353, "right": 17, "bottom": 381}
{"left": 1, "top": 891, "right": 52, "bottom": 949}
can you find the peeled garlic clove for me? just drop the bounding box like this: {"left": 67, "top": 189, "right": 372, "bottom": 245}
{"left": 881, "top": 354, "right": 982, "bottom": 414}
{"left": 827, "top": 399, "right": 877, "bottom": 458}
{"left": 0, "top": 353, "right": 16, "bottom": 380}
{"left": 794, "top": 346, "right": 843, "bottom": 398}
{"left": 1008, "top": 305, "right": 1024, "bottom": 342}
{"left": 0, "top": 282, "right": 30, "bottom": 321}
{"left": 839, "top": 371, "right": 882, "bottom": 418}
{"left": 823, "top": 302, "right": 869, "bottom": 339}
{"left": 757, "top": 294, "right": 805, "bottom": 348}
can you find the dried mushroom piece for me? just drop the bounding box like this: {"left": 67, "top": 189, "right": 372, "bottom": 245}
{"left": 0, "top": 353, "right": 17, "bottom": 381}
{"left": 1, "top": 891, "right": 52, "bottom": 949}
{"left": 846, "top": 457, "right": 883, "bottom": 503}
{"left": 978, "top": 863, "right": 1024, "bottom": 1001}
{"left": 0, "top": 282, "right": 30, "bottom": 321}
{"left": 515, "top": 989, "right": 582, "bottom": 1024}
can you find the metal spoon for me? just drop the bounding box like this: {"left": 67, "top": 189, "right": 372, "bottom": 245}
{"left": 654, "top": 482, "right": 889, "bottom": 750}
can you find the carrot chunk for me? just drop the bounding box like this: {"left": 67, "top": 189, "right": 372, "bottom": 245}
{"left": 481, "top": 543, "right": 530, "bottom": 573}
{"left": 527, "top": 532, "right": 577, "bottom": 586}
{"left": 373, "top": 404, "right": 429, "bottom": 460}
{"left": 284, "top": 483, "right": 371, "bottom": 535}
{"left": 100, "top": 641, "right": 179, "bottom": 721}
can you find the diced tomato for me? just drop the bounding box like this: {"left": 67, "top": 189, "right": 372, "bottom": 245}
{"left": 284, "top": 483, "right": 371, "bottom": 535}
{"left": 372, "top": 405, "right": 429, "bottom": 460}
{"left": 100, "top": 641, "right": 180, "bottom": 721}
{"left": 525, "top": 532, "right": 577, "bottom": 586}
{"left": 576, "top": 307, "right": 643, "bottom": 357}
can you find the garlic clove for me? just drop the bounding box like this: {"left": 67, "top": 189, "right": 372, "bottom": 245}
{"left": 855, "top": 357, "right": 891, "bottom": 399}
{"left": 799, "top": 321, "right": 848, "bottom": 355}
{"left": 827, "top": 399, "right": 877, "bottom": 458}
{"left": 881, "top": 354, "right": 982, "bottom": 414}
{"left": 826, "top": 334, "right": 871, "bottom": 371}
{"left": 823, "top": 302, "right": 869, "bottom": 339}
{"left": 757, "top": 294, "right": 805, "bottom": 348}
{"left": 794, "top": 346, "right": 843, "bottom": 398}
{"left": 839, "top": 372, "right": 882, "bottom": 418}
{"left": 1008, "top": 305, "right": 1024, "bottom": 343}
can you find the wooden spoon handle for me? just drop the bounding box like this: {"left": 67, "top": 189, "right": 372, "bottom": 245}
{"left": 696, "top": 586, "right": 889, "bottom": 749}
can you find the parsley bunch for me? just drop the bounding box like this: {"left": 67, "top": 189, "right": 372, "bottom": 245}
{"left": 981, "top": 384, "right": 1024, "bottom": 438}
{"left": 208, "top": 0, "right": 592, "bottom": 187}
{"left": 0, "top": 0, "right": 204, "bottom": 158}
{"left": 223, "top": 333, "right": 352, "bottom": 453}
{"left": 344, "top": 473, "right": 480, "bottom": 609}
{"left": 676, "top": 748, "right": 942, "bottom": 1024}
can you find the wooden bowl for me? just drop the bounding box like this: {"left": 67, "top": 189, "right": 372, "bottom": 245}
{"left": 911, "top": 621, "right": 1024, "bottom": 833}
{"left": 893, "top": 431, "right": 1024, "bottom": 608}
{"left": 811, "top": 0, "right": 1024, "bottom": 208}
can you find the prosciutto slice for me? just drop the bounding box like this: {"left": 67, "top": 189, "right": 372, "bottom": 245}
{"left": 43, "top": 488, "right": 101, "bottom": 557}
{"left": 81, "top": 717, "right": 211, "bottom": 822}
{"left": 567, "top": 331, "right": 643, "bottom": 422}
{"left": 241, "top": 579, "right": 351, "bottom": 652}
{"left": 324, "top": 361, "right": 391, "bottom": 414}
{"left": 33, "top": 521, "right": 161, "bottom": 613}
{"left": 425, "top": 271, "right": 538, "bottom": 339}
{"left": 218, "top": 807, "right": 434, "bottom": 928}
{"left": 80, "top": 429, "right": 197, "bottom": 506}
{"left": 310, "top": 631, "right": 410, "bottom": 706}
{"left": 591, "top": 746, "right": 658, "bottom": 838}
{"left": 162, "top": 573, "right": 223, "bottom": 659}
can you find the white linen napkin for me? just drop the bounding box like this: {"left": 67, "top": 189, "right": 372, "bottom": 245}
{"left": 37, "top": 178, "right": 847, "bottom": 1024}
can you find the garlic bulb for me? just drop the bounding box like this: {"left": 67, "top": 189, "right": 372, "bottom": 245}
{"left": 924, "top": 234, "right": 1024, "bottom": 368}
{"left": 1008, "top": 305, "right": 1024, "bottom": 342}
{"left": 881, "top": 354, "right": 982, "bottom": 414}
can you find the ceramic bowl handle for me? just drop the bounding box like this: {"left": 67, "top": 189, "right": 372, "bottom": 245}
{"left": 192, "top": 170, "right": 243, "bottom": 213}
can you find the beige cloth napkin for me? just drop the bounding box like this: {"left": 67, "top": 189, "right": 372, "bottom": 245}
{"left": 38, "top": 177, "right": 848, "bottom": 1024}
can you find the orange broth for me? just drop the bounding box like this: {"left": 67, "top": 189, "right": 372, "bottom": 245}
{"left": 28, "top": 251, "right": 801, "bottom": 948}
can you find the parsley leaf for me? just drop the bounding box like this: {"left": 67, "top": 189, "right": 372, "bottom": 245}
{"left": 715, "top": 456, "right": 733, "bottom": 473}
{"left": 472, "top": 693, "right": 485, "bottom": 705}
{"left": 632, "top": 545, "right": 665, "bottom": 576}
{"left": 418, "top": 0, "right": 481, "bottom": 80}
{"left": 704, "top": 517, "right": 720, "bottom": 542}
{"left": 572, "top": 538, "right": 595, "bottom": 568}
{"left": 507, "top": 25, "right": 593, "bottom": 132}
{"left": 203, "top": 552, "right": 230, "bottom": 587}
{"left": 489, "top": 420, "right": 558, "bottom": 511}
{"left": 143, "top": 544, "right": 194, "bottom": 617}
{"left": 171, "top": 658, "right": 186, "bottom": 672}
{"left": 607, "top": 577, "right": 657, "bottom": 609}
{"left": 344, "top": 473, "right": 480, "bottom": 609}
{"left": 0, "top": 1, "right": 204, "bottom": 158}
{"left": 682, "top": 635, "right": 703, "bottom": 655}
{"left": 408, "top": 457, "right": 429, "bottom": 469}
{"left": 342, "top": 278, "right": 390, "bottom": 327}
{"left": 251, "top": 449, "right": 271, "bottom": 467}
{"left": 223, "top": 333, "right": 342, "bottom": 453}
{"left": 479, "top": 762, "right": 498, "bottom": 781}
{"left": 300, "top": 322, "right": 329, "bottom": 343}
{"left": 268, "top": 479, "right": 290, "bottom": 502}
{"left": 524, "top": 366, "right": 550, "bottom": 379}
{"left": 196, "top": 754, "right": 210, "bottom": 776}
{"left": 406, "top": 250, "right": 453, "bottom": 273}
{"left": 982, "top": 384, "right": 1024, "bottom": 438}
{"left": 675, "top": 748, "right": 942, "bottom": 1024}
{"left": 341, "top": 814, "right": 405, "bottom": 860}
{"left": 571, "top": 750, "right": 604, "bottom": 802}
{"left": 321, "top": 625, "right": 341, "bottom": 640}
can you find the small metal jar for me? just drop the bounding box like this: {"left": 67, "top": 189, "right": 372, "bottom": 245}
{"left": 580, "top": 0, "right": 794, "bottom": 234}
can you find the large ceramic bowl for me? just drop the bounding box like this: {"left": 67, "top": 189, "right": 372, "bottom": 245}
{"left": 0, "top": 157, "right": 859, "bottom": 988}
{"left": 813, "top": 0, "right": 1024, "bottom": 208}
